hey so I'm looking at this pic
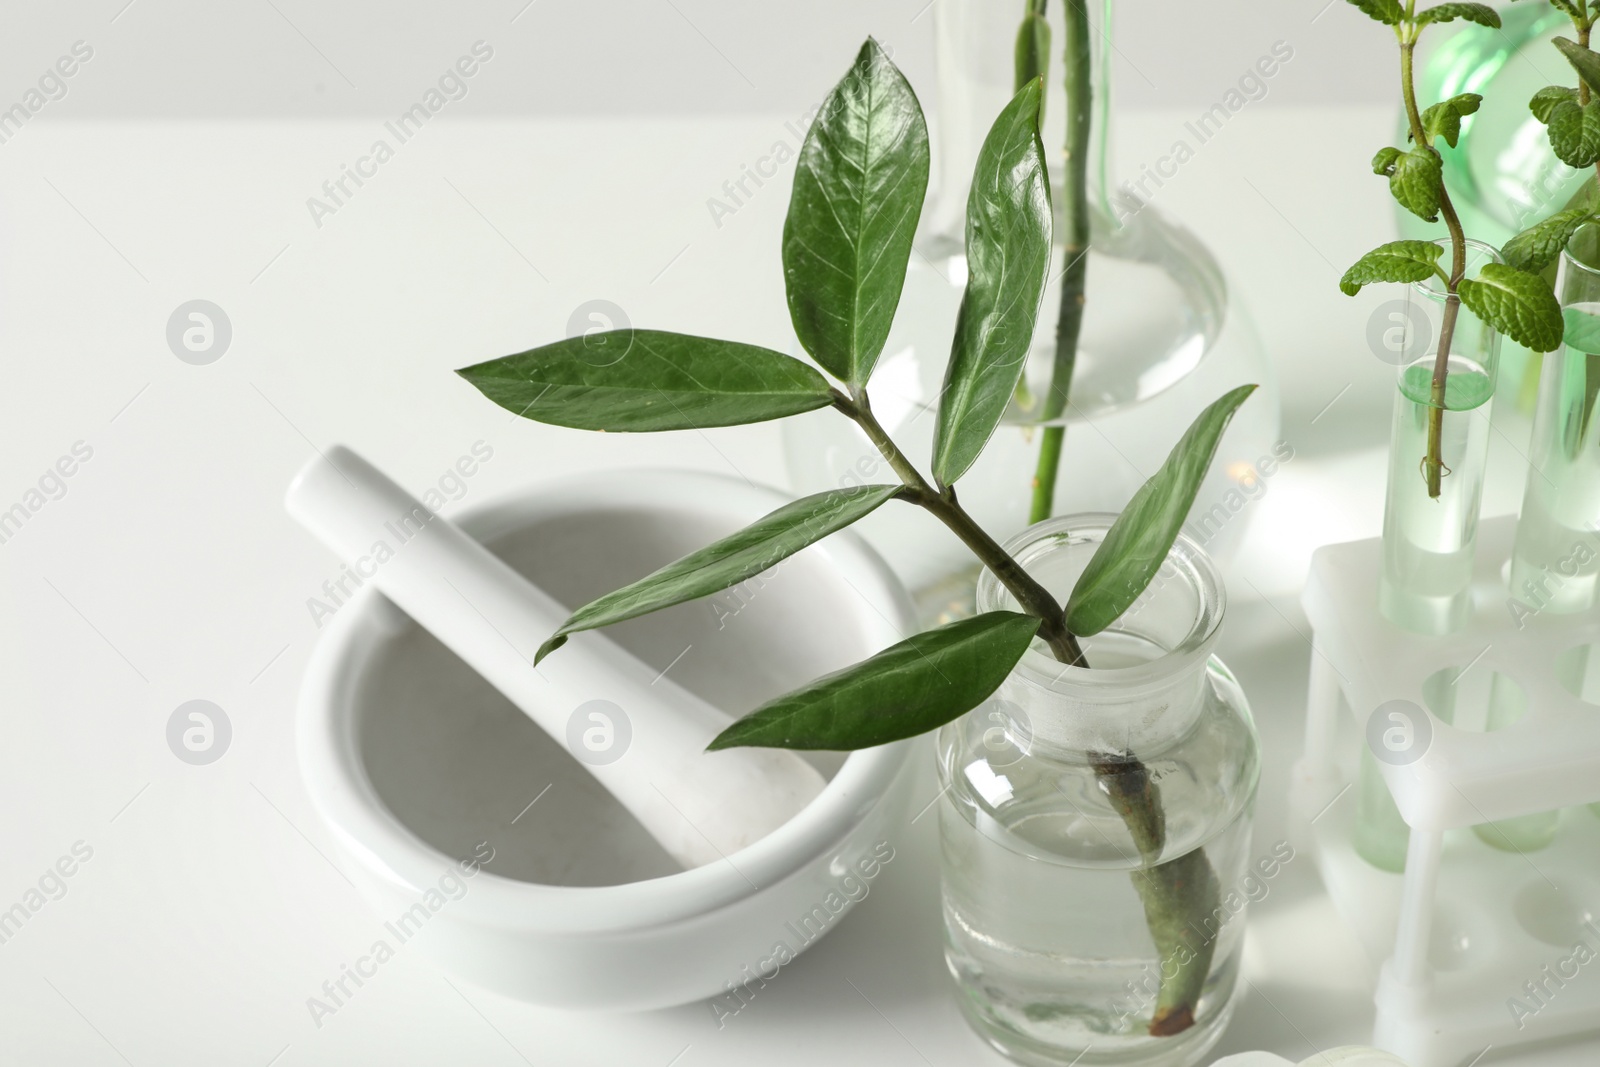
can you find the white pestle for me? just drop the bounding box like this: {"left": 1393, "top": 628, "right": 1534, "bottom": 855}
{"left": 285, "top": 445, "right": 827, "bottom": 870}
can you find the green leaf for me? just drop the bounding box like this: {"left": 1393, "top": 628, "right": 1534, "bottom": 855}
{"left": 1564, "top": 305, "right": 1600, "bottom": 351}
{"left": 1388, "top": 146, "right": 1444, "bottom": 222}
{"left": 1545, "top": 97, "right": 1600, "bottom": 167}
{"left": 1420, "top": 93, "right": 1481, "bottom": 148}
{"left": 1415, "top": 2, "right": 1500, "bottom": 26}
{"left": 1388, "top": 146, "right": 1445, "bottom": 222}
{"left": 1502, "top": 207, "right": 1595, "bottom": 273}
{"left": 1014, "top": 8, "right": 1051, "bottom": 99}
{"left": 1345, "top": 0, "right": 1403, "bottom": 23}
{"left": 1531, "top": 85, "right": 1579, "bottom": 124}
{"left": 1458, "top": 263, "right": 1566, "bottom": 352}
{"left": 535, "top": 485, "right": 903, "bottom": 663}
{"left": 1555, "top": 36, "right": 1600, "bottom": 97}
{"left": 1339, "top": 240, "right": 1446, "bottom": 296}
{"left": 707, "top": 612, "right": 1041, "bottom": 751}
{"left": 931, "top": 79, "right": 1052, "bottom": 486}
{"left": 1065, "top": 385, "right": 1258, "bottom": 636}
{"left": 1371, "top": 146, "right": 1402, "bottom": 176}
{"left": 1549, "top": 0, "right": 1583, "bottom": 20}
{"left": 782, "top": 38, "right": 931, "bottom": 385}
{"left": 457, "top": 331, "right": 835, "bottom": 432}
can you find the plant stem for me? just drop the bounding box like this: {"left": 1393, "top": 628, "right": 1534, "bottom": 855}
{"left": 837, "top": 389, "right": 1087, "bottom": 666}
{"left": 1400, "top": 34, "right": 1467, "bottom": 499}
{"left": 1028, "top": 0, "right": 1093, "bottom": 525}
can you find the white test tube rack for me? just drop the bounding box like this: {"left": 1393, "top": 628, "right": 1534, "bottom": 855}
{"left": 1290, "top": 515, "right": 1600, "bottom": 1067}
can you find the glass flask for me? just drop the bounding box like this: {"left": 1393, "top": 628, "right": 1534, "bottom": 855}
{"left": 1404, "top": 7, "right": 1590, "bottom": 405}
{"left": 781, "top": 0, "right": 1279, "bottom": 619}
{"left": 938, "top": 516, "right": 1260, "bottom": 1067}
{"left": 1403, "top": 4, "right": 1588, "bottom": 249}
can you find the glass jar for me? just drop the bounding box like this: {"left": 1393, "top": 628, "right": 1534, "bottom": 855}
{"left": 781, "top": 0, "right": 1279, "bottom": 620}
{"left": 937, "top": 515, "right": 1260, "bottom": 1067}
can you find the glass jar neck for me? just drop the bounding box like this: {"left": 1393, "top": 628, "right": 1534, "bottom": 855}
{"left": 928, "top": 0, "right": 1114, "bottom": 242}
{"left": 976, "top": 514, "right": 1225, "bottom": 756}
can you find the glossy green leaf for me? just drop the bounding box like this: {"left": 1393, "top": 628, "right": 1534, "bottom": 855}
{"left": 1531, "top": 85, "right": 1579, "bottom": 123}
{"left": 1014, "top": 6, "right": 1051, "bottom": 102}
{"left": 1345, "top": 0, "right": 1402, "bottom": 23}
{"left": 1388, "top": 146, "right": 1444, "bottom": 222}
{"left": 1458, "top": 263, "right": 1565, "bottom": 353}
{"left": 1555, "top": 36, "right": 1600, "bottom": 97}
{"left": 1502, "top": 207, "right": 1595, "bottom": 273}
{"left": 1065, "top": 385, "right": 1257, "bottom": 636}
{"left": 1339, "top": 240, "right": 1446, "bottom": 296}
{"left": 931, "top": 78, "right": 1052, "bottom": 486}
{"left": 457, "top": 331, "right": 835, "bottom": 432}
{"left": 1545, "top": 96, "right": 1600, "bottom": 168}
{"left": 782, "top": 38, "right": 930, "bottom": 385}
{"left": 535, "top": 485, "right": 904, "bottom": 663}
{"left": 708, "top": 611, "right": 1041, "bottom": 750}
{"left": 1420, "top": 93, "right": 1481, "bottom": 148}
{"left": 1415, "top": 2, "right": 1499, "bottom": 26}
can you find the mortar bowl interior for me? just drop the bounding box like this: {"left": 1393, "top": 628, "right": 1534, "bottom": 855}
{"left": 297, "top": 468, "right": 918, "bottom": 1009}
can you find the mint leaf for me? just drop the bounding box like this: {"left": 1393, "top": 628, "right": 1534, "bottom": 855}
{"left": 1345, "top": 0, "right": 1403, "bottom": 23}
{"left": 536, "top": 484, "right": 904, "bottom": 663}
{"left": 1458, "top": 263, "right": 1565, "bottom": 352}
{"left": 1065, "top": 385, "right": 1257, "bottom": 637}
{"left": 1531, "top": 85, "right": 1579, "bottom": 124}
{"left": 1555, "top": 37, "right": 1600, "bottom": 97}
{"left": 1547, "top": 97, "right": 1600, "bottom": 167}
{"left": 1502, "top": 207, "right": 1595, "bottom": 273}
{"left": 1415, "top": 2, "right": 1500, "bottom": 26}
{"left": 1339, "top": 240, "right": 1447, "bottom": 296}
{"left": 708, "top": 612, "right": 1042, "bottom": 750}
{"left": 457, "top": 331, "right": 835, "bottom": 431}
{"left": 1420, "top": 93, "right": 1481, "bottom": 148}
{"left": 1372, "top": 146, "right": 1402, "bottom": 175}
{"left": 1389, "top": 147, "right": 1444, "bottom": 222}
{"left": 783, "top": 39, "right": 931, "bottom": 385}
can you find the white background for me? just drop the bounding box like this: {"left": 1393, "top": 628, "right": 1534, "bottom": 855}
{"left": 0, "top": 2, "right": 1588, "bottom": 1066}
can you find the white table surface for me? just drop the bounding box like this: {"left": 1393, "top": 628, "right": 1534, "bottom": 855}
{"left": 0, "top": 103, "right": 1587, "bottom": 1066}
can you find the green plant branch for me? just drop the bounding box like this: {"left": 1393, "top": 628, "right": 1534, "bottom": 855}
{"left": 841, "top": 382, "right": 1222, "bottom": 1036}
{"left": 1029, "top": 0, "right": 1093, "bottom": 525}
{"left": 836, "top": 387, "right": 1088, "bottom": 666}
{"left": 1400, "top": 22, "right": 1467, "bottom": 499}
